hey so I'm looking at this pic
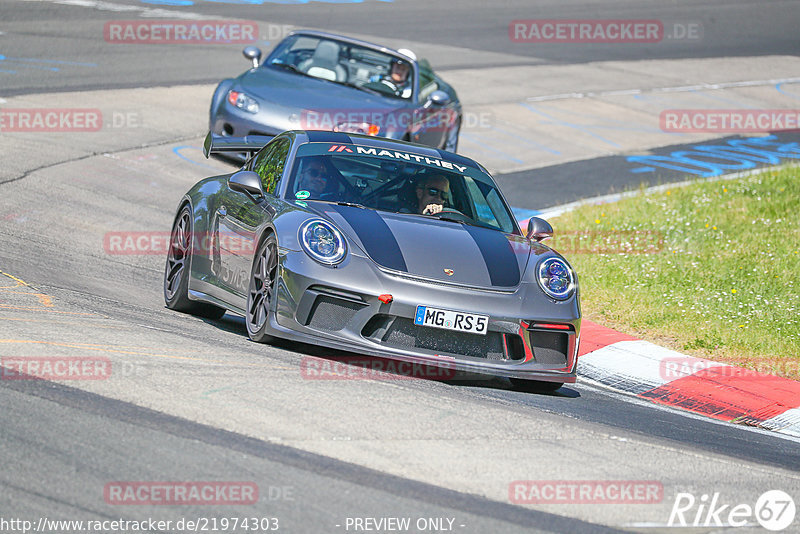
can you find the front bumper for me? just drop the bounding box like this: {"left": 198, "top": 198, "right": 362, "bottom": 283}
{"left": 267, "top": 249, "right": 580, "bottom": 383}
{"left": 211, "top": 102, "right": 286, "bottom": 139}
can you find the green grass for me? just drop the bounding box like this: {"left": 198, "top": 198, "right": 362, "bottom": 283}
{"left": 549, "top": 166, "right": 800, "bottom": 379}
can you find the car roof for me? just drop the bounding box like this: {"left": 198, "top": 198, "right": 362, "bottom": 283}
{"left": 285, "top": 30, "right": 416, "bottom": 64}
{"left": 288, "top": 130, "right": 486, "bottom": 174}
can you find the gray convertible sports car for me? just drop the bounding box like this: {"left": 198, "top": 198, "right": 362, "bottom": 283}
{"left": 164, "top": 130, "right": 580, "bottom": 391}
{"left": 209, "top": 30, "right": 462, "bottom": 153}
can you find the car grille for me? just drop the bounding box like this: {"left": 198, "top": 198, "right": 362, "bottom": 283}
{"left": 305, "top": 295, "right": 365, "bottom": 332}
{"left": 364, "top": 316, "right": 508, "bottom": 360}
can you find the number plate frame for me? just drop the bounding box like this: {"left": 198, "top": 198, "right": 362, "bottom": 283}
{"left": 413, "top": 305, "right": 489, "bottom": 336}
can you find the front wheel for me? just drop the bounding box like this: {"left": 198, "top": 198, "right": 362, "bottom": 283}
{"left": 509, "top": 378, "right": 563, "bottom": 394}
{"left": 246, "top": 234, "right": 279, "bottom": 343}
{"left": 443, "top": 116, "right": 461, "bottom": 153}
{"left": 164, "top": 206, "right": 226, "bottom": 320}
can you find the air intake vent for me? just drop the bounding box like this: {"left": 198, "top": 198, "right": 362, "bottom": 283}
{"left": 529, "top": 330, "right": 569, "bottom": 365}
{"left": 380, "top": 318, "right": 505, "bottom": 360}
{"left": 306, "top": 295, "right": 364, "bottom": 332}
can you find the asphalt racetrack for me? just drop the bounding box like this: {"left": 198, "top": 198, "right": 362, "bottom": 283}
{"left": 1, "top": 1, "right": 800, "bottom": 532}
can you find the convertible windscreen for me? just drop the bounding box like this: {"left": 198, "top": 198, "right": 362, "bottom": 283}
{"left": 286, "top": 143, "right": 519, "bottom": 234}
{"left": 266, "top": 35, "right": 414, "bottom": 100}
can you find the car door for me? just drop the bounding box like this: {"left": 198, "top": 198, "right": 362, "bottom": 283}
{"left": 215, "top": 136, "right": 291, "bottom": 300}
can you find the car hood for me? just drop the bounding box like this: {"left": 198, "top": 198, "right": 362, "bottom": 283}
{"left": 309, "top": 203, "right": 533, "bottom": 289}
{"left": 238, "top": 67, "right": 410, "bottom": 131}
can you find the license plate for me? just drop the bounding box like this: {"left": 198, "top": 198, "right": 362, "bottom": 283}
{"left": 413, "top": 305, "right": 488, "bottom": 335}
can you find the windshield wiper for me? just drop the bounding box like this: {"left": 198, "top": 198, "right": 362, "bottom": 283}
{"left": 310, "top": 200, "right": 368, "bottom": 209}
{"left": 433, "top": 215, "right": 466, "bottom": 224}
{"left": 430, "top": 212, "right": 492, "bottom": 229}
{"left": 336, "top": 201, "right": 367, "bottom": 209}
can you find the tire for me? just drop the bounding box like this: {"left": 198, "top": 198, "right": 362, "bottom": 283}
{"left": 443, "top": 116, "right": 461, "bottom": 153}
{"left": 246, "top": 233, "right": 279, "bottom": 344}
{"left": 164, "top": 205, "right": 226, "bottom": 320}
{"left": 209, "top": 79, "right": 234, "bottom": 129}
{"left": 509, "top": 378, "right": 563, "bottom": 394}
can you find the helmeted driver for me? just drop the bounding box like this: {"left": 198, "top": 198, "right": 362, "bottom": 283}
{"left": 371, "top": 56, "right": 413, "bottom": 98}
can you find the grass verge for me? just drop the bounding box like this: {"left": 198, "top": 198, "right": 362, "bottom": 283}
{"left": 549, "top": 165, "right": 800, "bottom": 380}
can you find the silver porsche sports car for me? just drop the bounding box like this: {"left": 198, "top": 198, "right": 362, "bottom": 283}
{"left": 209, "top": 30, "right": 462, "bottom": 153}
{"left": 164, "top": 130, "right": 580, "bottom": 391}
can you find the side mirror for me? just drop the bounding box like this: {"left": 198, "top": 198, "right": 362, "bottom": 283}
{"left": 526, "top": 216, "right": 553, "bottom": 242}
{"left": 229, "top": 170, "right": 263, "bottom": 198}
{"left": 243, "top": 46, "right": 262, "bottom": 68}
{"left": 426, "top": 90, "right": 451, "bottom": 108}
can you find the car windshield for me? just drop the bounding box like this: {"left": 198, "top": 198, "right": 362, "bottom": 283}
{"left": 266, "top": 34, "right": 414, "bottom": 100}
{"left": 286, "top": 143, "right": 519, "bottom": 235}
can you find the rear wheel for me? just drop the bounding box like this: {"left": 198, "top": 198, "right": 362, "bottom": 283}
{"left": 509, "top": 378, "right": 563, "bottom": 394}
{"left": 246, "top": 234, "right": 279, "bottom": 344}
{"left": 164, "top": 205, "right": 226, "bottom": 319}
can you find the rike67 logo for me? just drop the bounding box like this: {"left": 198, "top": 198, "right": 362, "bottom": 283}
{"left": 669, "top": 490, "right": 796, "bottom": 531}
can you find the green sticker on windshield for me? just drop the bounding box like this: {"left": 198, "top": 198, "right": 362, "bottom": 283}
{"left": 295, "top": 190, "right": 310, "bottom": 200}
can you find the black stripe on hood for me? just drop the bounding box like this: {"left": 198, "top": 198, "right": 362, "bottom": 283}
{"left": 329, "top": 204, "right": 408, "bottom": 272}
{"left": 463, "top": 224, "right": 520, "bottom": 287}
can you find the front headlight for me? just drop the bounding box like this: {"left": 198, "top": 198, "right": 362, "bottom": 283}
{"left": 227, "top": 90, "right": 259, "bottom": 114}
{"left": 537, "top": 257, "right": 575, "bottom": 300}
{"left": 300, "top": 220, "right": 347, "bottom": 265}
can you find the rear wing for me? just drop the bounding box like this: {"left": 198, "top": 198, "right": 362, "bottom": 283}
{"left": 203, "top": 132, "right": 272, "bottom": 159}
